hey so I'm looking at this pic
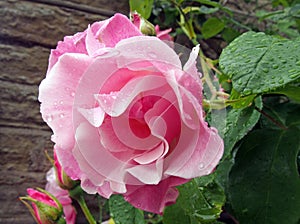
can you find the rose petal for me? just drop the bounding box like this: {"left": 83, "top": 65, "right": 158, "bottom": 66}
{"left": 127, "top": 159, "right": 163, "bottom": 184}
{"left": 124, "top": 177, "right": 189, "bottom": 214}
{"left": 39, "top": 53, "right": 92, "bottom": 149}
{"left": 171, "top": 127, "right": 224, "bottom": 178}
{"left": 133, "top": 142, "right": 164, "bottom": 164}
{"left": 86, "top": 25, "right": 105, "bottom": 56}
{"left": 55, "top": 146, "right": 81, "bottom": 180}
{"left": 74, "top": 122, "right": 139, "bottom": 186}
{"left": 78, "top": 106, "right": 105, "bottom": 127}
{"left": 115, "top": 36, "right": 181, "bottom": 70}
{"left": 97, "top": 13, "right": 142, "bottom": 47}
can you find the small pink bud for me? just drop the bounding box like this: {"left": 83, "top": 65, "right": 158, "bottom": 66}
{"left": 20, "top": 188, "right": 65, "bottom": 224}
{"left": 53, "top": 149, "right": 78, "bottom": 190}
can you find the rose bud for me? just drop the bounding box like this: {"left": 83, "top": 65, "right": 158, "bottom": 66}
{"left": 131, "top": 12, "right": 156, "bottom": 36}
{"left": 53, "top": 149, "right": 78, "bottom": 190}
{"left": 20, "top": 188, "right": 65, "bottom": 224}
{"left": 46, "top": 168, "right": 77, "bottom": 224}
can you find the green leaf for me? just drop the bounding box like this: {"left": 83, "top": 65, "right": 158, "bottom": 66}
{"left": 163, "top": 176, "right": 225, "bottom": 224}
{"left": 260, "top": 100, "right": 300, "bottom": 129}
{"left": 223, "top": 97, "right": 262, "bottom": 157}
{"left": 129, "top": 0, "right": 154, "bottom": 19}
{"left": 183, "top": 6, "right": 219, "bottom": 15}
{"left": 202, "top": 17, "right": 225, "bottom": 39}
{"left": 228, "top": 128, "right": 300, "bottom": 224}
{"left": 271, "top": 82, "right": 300, "bottom": 102}
{"left": 221, "top": 27, "right": 240, "bottom": 43}
{"left": 109, "top": 195, "right": 145, "bottom": 224}
{"left": 219, "top": 31, "right": 300, "bottom": 96}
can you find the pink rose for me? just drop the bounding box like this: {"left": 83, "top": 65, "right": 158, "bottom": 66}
{"left": 46, "top": 168, "right": 77, "bottom": 224}
{"left": 39, "top": 13, "right": 224, "bottom": 214}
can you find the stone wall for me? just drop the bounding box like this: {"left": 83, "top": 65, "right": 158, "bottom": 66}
{"left": 0, "top": 0, "right": 128, "bottom": 223}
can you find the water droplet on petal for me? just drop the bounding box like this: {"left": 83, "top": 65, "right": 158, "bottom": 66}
{"left": 60, "top": 100, "right": 64, "bottom": 105}
{"left": 148, "top": 52, "right": 157, "bottom": 58}
{"left": 46, "top": 115, "right": 53, "bottom": 122}
{"left": 199, "top": 163, "right": 204, "bottom": 169}
{"left": 59, "top": 113, "right": 64, "bottom": 118}
{"left": 71, "top": 92, "right": 75, "bottom": 97}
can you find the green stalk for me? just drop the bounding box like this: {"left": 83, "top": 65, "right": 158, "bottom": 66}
{"left": 69, "top": 186, "right": 96, "bottom": 224}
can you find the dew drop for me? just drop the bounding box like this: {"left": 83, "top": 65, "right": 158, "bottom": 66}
{"left": 46, "top": 115, "right": 53, "bottom": 122}
{"left": 60, "top": 100, "right": 64, "bottom": 105}
{"left": 262, "top": 68, "right": 269, "bottom": 73}
{"left": 271, "top": 75, "right": 275, "bottom": 79}
{"left": 199, "top": 163, "right": 204, "bottom": 169}
{"left": 272, "top": 64, "right": 279, "bottom": 69}
{"left": 288, "top": 69, "right": 296, "bottom": 73}
{"left": 296, "top": 61, "right": 300, "bottom": 66}
{"left": 281, "top": 59, "right": 287, "bottom": 64}
{"left": 148, "top": 52, "right": 157, "bottom": 58}
{"left": 278, "top": 79, "right": 284, "bottom": 84}
{"left": 243, "top": 89, "right": 252, "bottom": 95}
{"left": 59, "top": 113, "right": 64, "bottom": 118}
{"left": 71, "top": 92, "right": 75, "bottom": 97}
{"left": 289, "top": 73, "right": 299, "bottom": 79}
{"left": 137, "top": 203, "right": 141, "bottom": 208}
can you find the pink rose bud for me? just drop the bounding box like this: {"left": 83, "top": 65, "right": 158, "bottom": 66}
{"left": 53, "top": 149, "right": 78, "bottom": 190}
{"left": 131, "top": 12, "right": 156, "bottom": 36}
{"left": 46, "top": 168, "right": 77, "bottom": 224}
{"left": 20, "top": 188, "right": 65, "bottom": 224}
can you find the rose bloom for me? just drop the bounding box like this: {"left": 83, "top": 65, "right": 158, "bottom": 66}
{"left": 39, "top": 13, "right": 223, "bottom": 214}
{"left": 46, "top": 168, "right": 77, "bottom": 224}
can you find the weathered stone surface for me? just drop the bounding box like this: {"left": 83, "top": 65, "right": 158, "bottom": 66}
{"left": 0, "top": 0, "right": 128, "bottom": 222}
{"left": 0, "top": 0, "right": 128, "bottom": 47}
{"left": 0, "top": 44, "right": 50, "bottom": 85}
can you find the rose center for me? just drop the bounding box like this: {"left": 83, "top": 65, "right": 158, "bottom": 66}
{"left": 129, "top": 96, "right": 160, "bottom": 138}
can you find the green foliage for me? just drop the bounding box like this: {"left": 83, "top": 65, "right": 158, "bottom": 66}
{"left": 109, "top": 195, "right": 145, "bottom": 224}
{"left": 202, "top": 17, "right": 225, "bottom": 39}
{"left": 163, "top": 175, "right": 225, "bottom": 224}
{"left": 219, "top": 31, "right": 300, "bottom": 96}
{"left": 129, "top": 0, "right": 154, "bottom": 19}
{"left": 228, "top": 127, "right": 300, "bottom": 224}
{"left": 223, "top": 97, "right": 262, "bottom": 158}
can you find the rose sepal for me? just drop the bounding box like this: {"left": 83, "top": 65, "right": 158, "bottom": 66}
{"left": 20, "top": 188, "right": 65, "bottom": 224}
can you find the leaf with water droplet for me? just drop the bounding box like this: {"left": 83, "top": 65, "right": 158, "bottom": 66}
{"left": 164, "top": 174, "right": 225, "bottom": 224}
{"left": 219, "top": 31, "right": 300, "bottom": 96}
{"left": 109, "top": 195, "right": 145, "bottom": 224}
{"left": 223, "top": 97, "right": 262, "bottom": 158}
